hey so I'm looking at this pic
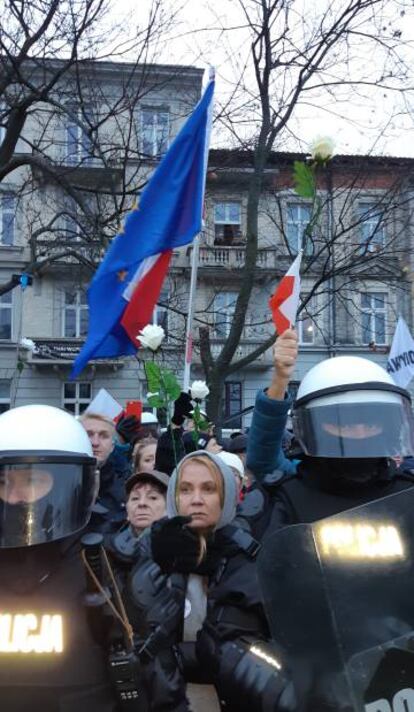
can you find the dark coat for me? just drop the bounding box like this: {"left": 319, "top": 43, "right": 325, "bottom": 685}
{"left": 90, "top": 449, "right": 131, "bottom": 533}
{"left": 123, "top": 525, "right": 277, "bottom": 712}
{"left": 0, "top": 537, "right": 118, "bottom": 711}
{"left": 265, "top": 457, "right": 414, "bottom": 531}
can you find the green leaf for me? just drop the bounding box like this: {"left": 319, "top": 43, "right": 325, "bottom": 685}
{"left": 144, "top": 361, "right": 161, "bottom": 393}
{"left": 293, "top": 160, "right": 315, "bottom": 199}
{"left": 197, "top": 418, "right": 210, "bottom": 432}
{"left": 147, "top": 394, "right": 165, "bottom": 408}
{"left": 161, "top": 368, "right": 181, "bottom": 401}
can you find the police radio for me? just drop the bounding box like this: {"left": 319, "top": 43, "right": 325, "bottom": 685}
{"left": 108, "top": 648, "right": 149, "bottom": 710}
{"left": 81, "top": 533, "right": 150, "bottom": 711}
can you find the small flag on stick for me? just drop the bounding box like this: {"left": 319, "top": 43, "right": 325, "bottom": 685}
{"left": 269, "top": 252, "right": 302, "bottom": 334}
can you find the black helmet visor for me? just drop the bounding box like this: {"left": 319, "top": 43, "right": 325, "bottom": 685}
{"left": 0, "top": 452, "right": 96, "bottom": 548}
{"left": 293, "top": 392, "right": 414, "bottom": 459}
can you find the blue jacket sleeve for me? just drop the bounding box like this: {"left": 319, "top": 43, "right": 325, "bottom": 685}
{"left": 246, "top": 390, "right": 298, "bottom": 479}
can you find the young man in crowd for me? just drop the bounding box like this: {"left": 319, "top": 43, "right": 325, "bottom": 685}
{"left": 81, "top": 412, "right": 131, "bottom": 532}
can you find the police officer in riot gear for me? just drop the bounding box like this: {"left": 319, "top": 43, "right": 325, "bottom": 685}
{"left": 277, "top": 354, "right": 414, "bottom": 526}
{"left": 246, "top": 328, "right": 414, "bottom": 529}
{"left": 0, "top": 404, "right": 122, "bottom": 711}
{"left": 250, "top": 330, "right": 414, "bottom": 711}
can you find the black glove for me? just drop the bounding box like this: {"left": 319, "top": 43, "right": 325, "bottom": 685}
{"left": 116, "top": 414, "right": 141, "bottom": 444}
{"left": 151, "top": 516, "right": 200, "bottom": 573}
{"left": 155, "top": 427, "right": 185, "bottom": 476}
{"left": 128, "top": 558, "right": 180, "bottom": 639}
{"left": 171, "top": 392, "right": 193, "bottom": 426}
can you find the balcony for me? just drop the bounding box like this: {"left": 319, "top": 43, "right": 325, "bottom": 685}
{"left": 187, "top": 245, "right": 283, "bottom": 271}
{"left": 32, "top": 145, "right": 123, "bottom": 188}
{"left": 26, "top": 338, "right": 125, "bottom": 370}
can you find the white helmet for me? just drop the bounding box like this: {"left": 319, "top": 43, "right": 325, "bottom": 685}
{"left": 0, "top": 404, "right": 93, "bottom": 455}
{"left": 0, "top": 405, "right": 96, "bottom": 548}
{"left": 292, "top": 356, "right": 414, "bottom": 459}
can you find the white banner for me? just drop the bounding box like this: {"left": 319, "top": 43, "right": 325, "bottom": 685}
{"left": 386, "top": 317, "right": 414, "bottom": 388}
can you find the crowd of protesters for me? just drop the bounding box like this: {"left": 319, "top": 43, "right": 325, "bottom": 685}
{"left": 78, "top": 349, "right": 297, "bottom": 710}
{"left": 74, "top": 327, "right": 414, "bottom": 711}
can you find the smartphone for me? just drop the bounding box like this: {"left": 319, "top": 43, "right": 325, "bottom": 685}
{"left": 125, "top": 400, "right": 143, "bottom": 419}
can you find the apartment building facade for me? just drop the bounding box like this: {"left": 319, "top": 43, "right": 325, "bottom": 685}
{"left": 1, "top": 59, "right": 413, "bottom": 426}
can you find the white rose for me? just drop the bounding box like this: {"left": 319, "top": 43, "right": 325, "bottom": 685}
{"left": 190, "top": 380, "right": 210, "bottom": 400}
{"left": 20, "top": 337, "right": 36, "bottom": 352}
{"left": 137, "top": 324, "right": 165, "bottom": 351}
{"left": 309, "top": 136, "right": 335, "bottom": 162}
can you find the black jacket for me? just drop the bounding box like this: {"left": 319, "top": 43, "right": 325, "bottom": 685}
{"left": 122, "top": 525, "right": 292, "bottom": 712}
{"left": 0, "top": 537, "right": 118, "bottom": 712}
{"left": 265, "top": 457, "right": 414, "bottom": 531}
{"left": 90, "top": 449, "right": 131, "bottom": 533}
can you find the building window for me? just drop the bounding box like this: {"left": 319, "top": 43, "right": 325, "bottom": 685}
{"left": 358, "top": 202, "right": 385, "bottom": 252}
{"left": 214, "top": 202, "right": 242, "bottom": 246}
{"left": 140, "top": 108, "right": 169, "bottom": 158}
{"left": 361, "top": 292, "right": 386, "bottom": 344}
{"left": 223, "top": 381, "right": 242, "bottom": 429}
{"left": 298, "top": 296, "right": 316, "bottom": 344}
{"left": 0, "top": 193, "right": 15, "bottom": 245}
{"left": 0, "top": 379, "right": 10, "bottom": 413}
{"left": 153, "top": 285, "right": 169, "bottom": 336}
{"left": 63, "top": 290, "right": 88, "bottom": 338}
{"left": 213, "top": 291, "right": 238, "bottom": 338}
{"left": 0, "top": 291, "right": 12, "bottom": 339}
{"left": 63, "top": 382, "right": 92, "bottom": 415}
{"left": 286, "top": 203, "right": 312, "bottom": 254}
{"left": 65, "top": 108, "right": 93, "bottom": 165}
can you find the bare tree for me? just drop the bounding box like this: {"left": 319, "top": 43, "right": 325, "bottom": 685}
{"left": 198, "top": 150, "right": 413, "bottom": 357}
{"left": 192, "top": 0, "right": 414, "bottom": 426}
{"left": 0, "top": 0, "right": 199, "bottom": 289}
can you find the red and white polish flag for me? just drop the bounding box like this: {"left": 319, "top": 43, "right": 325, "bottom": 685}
{"left": 120, "top": 251, "right": 172, "bottom": 343}
{"left": 269, "top": 252, "right": 302, "bottom": 334}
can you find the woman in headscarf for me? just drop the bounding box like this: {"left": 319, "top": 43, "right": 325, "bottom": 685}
{"left": 124, "top": 451, "right": 294, "bottom": 712}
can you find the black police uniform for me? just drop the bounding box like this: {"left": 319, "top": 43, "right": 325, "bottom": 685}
{"left": 0, "top": 538, "right": 118, "bottom": 712}
{"left": 264, "top": 457, "right": 414, "bottom": 531}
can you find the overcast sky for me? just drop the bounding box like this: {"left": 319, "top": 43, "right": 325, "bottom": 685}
{"left": 116, "top": 0, "right": 414, "bottom": 157}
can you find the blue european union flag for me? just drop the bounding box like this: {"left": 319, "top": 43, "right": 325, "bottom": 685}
{"left": 71, "top": 77, "right": 214, "bottom": 378}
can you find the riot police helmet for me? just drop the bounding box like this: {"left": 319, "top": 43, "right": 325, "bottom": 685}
{"left": 0, "top": 405, "right": 96, "bottom": 548}
{"left": 292, "top": 356, "right": 414, "bottom": 458}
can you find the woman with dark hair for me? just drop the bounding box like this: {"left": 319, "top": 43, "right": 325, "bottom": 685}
{"left": 123, "top": 451, "right": 294, "bottom": 712}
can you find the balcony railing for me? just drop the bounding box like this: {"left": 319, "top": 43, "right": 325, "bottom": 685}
{"left": 187, "top": 245, "right": 282, "bottom": 270}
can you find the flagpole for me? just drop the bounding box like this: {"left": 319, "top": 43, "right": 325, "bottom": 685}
{"left": 183, "top": 233, "right": 201, "bottom": 390}
{"left": 182, "top": 66, "right": 214, "bottom": 392}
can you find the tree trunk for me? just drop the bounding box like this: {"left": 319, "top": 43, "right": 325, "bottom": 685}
{"left": 206, "top": 367, "right": 226, "bottom": 437}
